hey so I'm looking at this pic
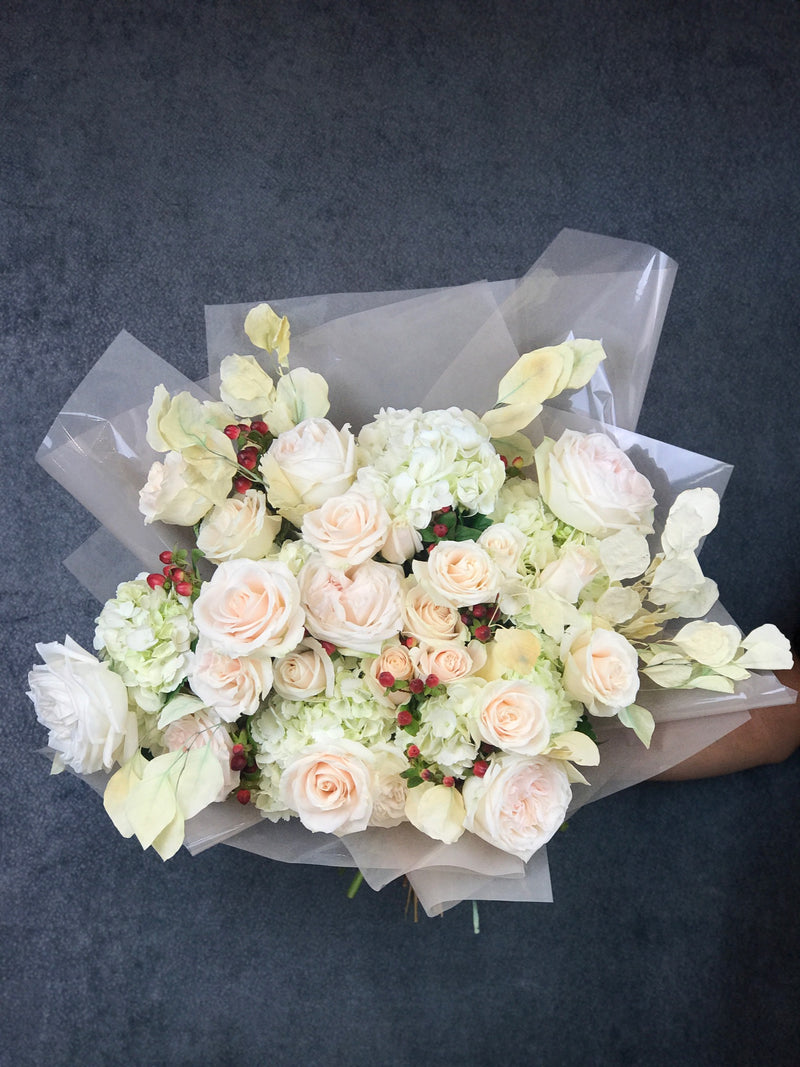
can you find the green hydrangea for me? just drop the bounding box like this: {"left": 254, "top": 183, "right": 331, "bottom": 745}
{"left": 93, "top": 576, "right": 197, "bottom": 713}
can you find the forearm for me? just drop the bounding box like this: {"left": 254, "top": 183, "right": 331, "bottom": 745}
{"left": 653, "top": 655, "right": 800, "bottom": 781}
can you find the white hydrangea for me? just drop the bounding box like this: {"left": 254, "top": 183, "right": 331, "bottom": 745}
{"left": 93, "top": 576, "right": 197, "bottom": 712}
{"left": 356, "top": 407, "right": 505, "bottom": 528}
{"left": 413, "top": 680, "right": 481, "bottom": 777}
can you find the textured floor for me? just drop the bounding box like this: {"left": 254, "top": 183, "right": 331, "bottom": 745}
{"left": 2, "top": 2, "right": 798, "bottom": 1064}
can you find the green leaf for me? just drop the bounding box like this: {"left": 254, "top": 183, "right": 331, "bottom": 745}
{"left": 150, "top": 810, "right": 186, "bottom": 861}
{"left": 157, "top": 692, "right": 207, "bottom": 729}
{"left": 617, "top": 704, "right": 655, "bottom": 748}
{"left": 103, "top": 750, "right": 148, "bottom": 838}
{"left": 125, "top": 751, "right": 183, "bottom": 850}
{"left": 175, "top": 743, "right": 225, "bottom": 820}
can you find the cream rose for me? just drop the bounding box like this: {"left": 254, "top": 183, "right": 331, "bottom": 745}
{"left": 535, "top": 430, "right": 655, "bottom": 537}
{"left": 193, "top": 558, "right": 305, "bottom": 658}
{"left": 139, "top": 451, "right": 222, "bottom": 527}
{"left": 260, "top": 417, "right": 357, "bottom": 525}
{"left": 162, "top": 709, "right": 239, "bottom": 802}
{"left": 411, "top": 641, "right": 486, "bottom": 685}
{"left": 462, "top": 752, "right": 572, "bottom": 860}
{"left": 301, "top": 489, "right": 391, "bottom": 568}
{"left": 272, "top": 638, "right": 334, "bottom": 700}
{"left": 404, "top": 782, "right": 466, "bottom": 844}
{"left": 279, "top": 740, "right": 375, "bottom": 835}
{"left": 196, "top": 490, "right": 282, "bottom": 563}
{"left": 27, "top": 637, "right": 138, "bottom": 774}
{"left": 380, "top": 521, "right": 423, "bottom": 564}
{"left": 401, "top": 581, "right": 467, "bottom": 645}
{"left": 366, "top": 643, "right": 415, "bottom": 707}
{"left": 473, "top": 678, "right": 552, "bottom": 754}
{"left": 187, "top": 640, "right": 274, "bottom": 720}
{"left": 413, "top": 540, "right": 501, "bottom": 608}
{"left": 562, "top": 626, "right": 640, "bottom": 716}
{"left": 477, "top": 522, "right": 526, "bottom": 574}
{"left": 369, "top": 745, "right": 410, "bottom": 828}
{"left": 299, "top": 556, "right": 403, "bottom": 654}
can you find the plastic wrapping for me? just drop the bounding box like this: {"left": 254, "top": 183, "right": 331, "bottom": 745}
{"left": 37, "top": 229, "right": 794, "bottom": 915}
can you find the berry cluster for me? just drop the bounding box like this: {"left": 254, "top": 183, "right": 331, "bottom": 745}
{"left": 146, "top": 549, "right": 201, "bottom": 598}
{"left": 224, "top": 419, "right": 273, "bottom": 494}
{"left": 460, "top": 601, "right": 501, "bottom": 643}
{"left": 229, "top": 738, "right": 260, "bottom": 805}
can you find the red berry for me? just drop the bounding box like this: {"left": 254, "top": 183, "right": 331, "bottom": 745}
{"left": 236, "top": 789, "right": 251, "bottom": 805}
{"left": 408, "top": 678, "right": 425, "bottom": 695}
{"left": 420, "top": 768, "right": 432, "bottom": 781}
{"left": 473, "top": 759, "right": 489, "bottom": 778}
{"left": 230, "top": 753, "right": 248, "bottom": 772}
{"left": 224, "top": 424, "right": 241, "bottom": 440}
{"left": 175, "top": 580, "right": 193, "bottom": 597}
{"left": 474, "top": 625, "right": 492, "bottom": 643}
{"left": 146, "top": 573, "right": 166, "bottom": 589}
{"left": 233, "top": 475, "right": 252, "bottom": 493}
{"left": 378, "top": 671, "right": 395, "bottom": 688}
{"left": 232, "top": 743, "right": 245, "bottom": 755}
{"left": 460, "top": 613, "right": 472, "bottom": 626}
{"left": 238, "top": 423, "right": 250, "bottom": 434}
{"left": 397, "top": 709, "right": 413, "bottom": 727}
{"left": 442, "top": 776, "right": 455, "bottom": 788}
{"left": 424, "top": 674, "right": 440, "bottom": 689}
{"left": 320, "top": 640, "right": 336, "bottom": 656}
{"left": 403, "top": 636, "right": 417, "bottom": 648}
{"left": 170, "top": 569, "right": 185, "bottom": 582}
{"left": 237, "top": 447, "right": 259, "bottom": 470}
{"left": 251, "top": 420, "right": 269, "bottom": 435}
{"left": 407, "top": 744, "right": 421, "bottom": 759}
{"left": 499, "top": 455, "right": 508, "bottom": 466}
{"left": 158, "top": 550, "right": 173, "bottom": 565}
{"left": 433, "top": 523, "right": 448, "bottom": 538}
{"left": 439, "top": 506, "right": 451, "bottom": 513}
{"left": 472, "top": 604, "right": 487, "bottom": 619}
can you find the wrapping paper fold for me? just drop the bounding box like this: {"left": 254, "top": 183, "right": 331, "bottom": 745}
{"left": 38, "top": 229, "right": 793, "bottom": 915}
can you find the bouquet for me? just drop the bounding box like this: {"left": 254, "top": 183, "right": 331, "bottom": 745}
{"left": 27, "top": 231, "right": 793, "bottom": 915}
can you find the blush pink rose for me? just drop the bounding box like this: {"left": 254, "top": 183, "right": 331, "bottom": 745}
{"left": 472, "top": 679, "right": 551, "bottom": 755}
{"left": 413, "top": 540, "right": 500, "bottom": 608}
{"left": 279, "top": 740, "right": 375, "bottom": 835}
{"left": 298, "top": 556, "right": 403, "bottom": 654}
{"left": 301, "top": 488, "right": 391, "bottom": 567}
{"left": 562, "top": 626, "right": 640, "bottom": 716}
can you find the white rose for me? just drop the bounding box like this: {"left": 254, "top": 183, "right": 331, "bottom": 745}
{"left": 272, "top": 638, "right": 334, "bottom": 700}
{"left": 472, "top": 678, "right": 552, "bottom": 755}
{"left": 27, "top": 637, "right": 138, "bottom": 774}
{"left": 196, "top": 490, "right": 282, "bottom": 563}
{"left": 562, "top": 626, "right": 640, "bottom": 716}
{"left": 411, "top": 641, "right": 486, "bottom": 685}
{"left": 187, "top": 640, "right": 274, "bottom": 720}
{"left": 301, "top": 489, "right": 391, "bottom": 568}
{"left": 279, "top": 740, "right": 375, "bottom": 835}
{"left": 401, "top": 581, "right": 468, "bottom": 645}
{"left": 537, "top": 545, "right": 600, "bottom": 603}
{"left": 299, "top": 556, "right": 403, "bottom": 654}
{"left": 462, "top": 752, "right": 572, "bottom": 860}
{"left": 404, "top": 782, "right": 466, "bottom": 844}
{"left": 219, "top": 353, "right": 276, "bottom": 417}
{"left": 260, "top": 417, "right": 357, "bottom": 525}
{"left": 193, "top": 558, "right": 305, "bottom": 658}
{"left": 535, "top": 430, "right": 655, "bottom": 537}
{"left": 477, "top": 522, "right": 526, "bottom": 574}
{"left": 139, "top": 451, "right": 218, "bottom": 526}
{"left": 413, "top": 540, "right": 501, "bottom": 608}
{"left": 162, "top": 709, "right": 239, "bottom": 802}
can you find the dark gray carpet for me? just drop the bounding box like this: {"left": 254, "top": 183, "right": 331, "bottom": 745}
{"left": 2, "top": 2, "right": 798, "bottom": 1064}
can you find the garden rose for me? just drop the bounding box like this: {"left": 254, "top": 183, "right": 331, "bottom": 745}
{"left": 535, "top": 430, "right": 655, "bottom": 537}
{"left": 197, "top": 490, "right": 282, "bottom": 563}
{"left": 299, "top": 556, "right": 403, "bottom": 654}
{"left": 562, "top": 626, "right": 640, "bottom": 716}
{"left": 193, "top": 558, "right": 305, "bottom": 658}
{"left": 187, "top": 641, "right": 274, "bottom": 720}
{"left": 279, "top": 740, "right": 375, "bottom": 835}
{"left": 472, "top": 678, "right": 552, "bottom": 755}
{"left": 27, "top": 637, "right": 138, "bottom": 774}
{"left": 413, "top": 540, "right": 501, "bottom": 608}
{"left": 301, "top": 488, "right": 391, "bottom": 568}
{"left": 462, "top": 752, "right": 572, "bottom": 860}
{"left": 260, "top": 417, "right": 357, "bottom": 525}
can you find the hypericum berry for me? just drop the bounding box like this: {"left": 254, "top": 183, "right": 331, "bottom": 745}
{"left": 232, "top": 743, "right": 245, "bottom": 755}
{"left": 474, "top": 624, "right": 492, "bottom": 643}
{"left": 238, "top": 423, "right": 250, "bottom": 434}
{"left": 472, "top": 759, "right": 489, "bottom": 778}
{"left": 250, "top": 420, "right": 269, "bottom": 435}
{"left": 232, "top": 475, "right": 252, "bottom": 493}
{"left": 320, "top": 640, "right": 336, "bottom": 656}
{"left": 175, "top": 580, "right": 193, "bottom": 597}
{"left": 158, "top": 550, "right": 173, "bottom": 565}
{"left": 439, "top": 506, "right": 451, "bottom": 513}
{"left": 230, "top": 752, "right": 248, "bottom": 772}
{"left": 433, "top": 523, "right": 449, "bottom": 538}
{"left": 420, "top": 768, "right": 432, "bottom": 781}
{"left": 408, "top": 678, "right": 425, "bottom": 695}
{"left": 472, "top": 604, "right": 487, "bottom": 619}
{"left": 224, "top": 424, "right": 241, "bottom": 440}
{"left": 424, "top": 674, "right": 440, "bottom": 689}
{"left": 512, "top": 456, "right": 524, "bottom": 468}
{"left": 237, "top": 447, "right": 259, "bottom": 470}
{"left": 406, "top": 744, "right": 421, "bottom": 759}
{"left": 402, "top": 636, "right": 418, "bottom": 648}
{"left": 378, "top": 671, "right": 395, "bottom": 688}
{"left": 460, "top": 613, "right": 472, "bottom": 626}
{"left": 442, "top": 776, "right": 455, "bottom": 788}
{"left": 499, "top": 455, "right": 508, "bottom": 466}
{"left": 397, "top": 709, "right": 413, "bottom": 727}
{"left": 170, "top": 568, "right": 185, "bottom": 582}
{"left": 236, "top": 789, "right": 251, "bottom": 805}
{"left": 146, "top": 573, "right": 166, "bottom": 589}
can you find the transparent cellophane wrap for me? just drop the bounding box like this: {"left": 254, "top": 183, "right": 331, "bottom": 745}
{"left": 38, "top": 230, "right": 794, "bottom": 915}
